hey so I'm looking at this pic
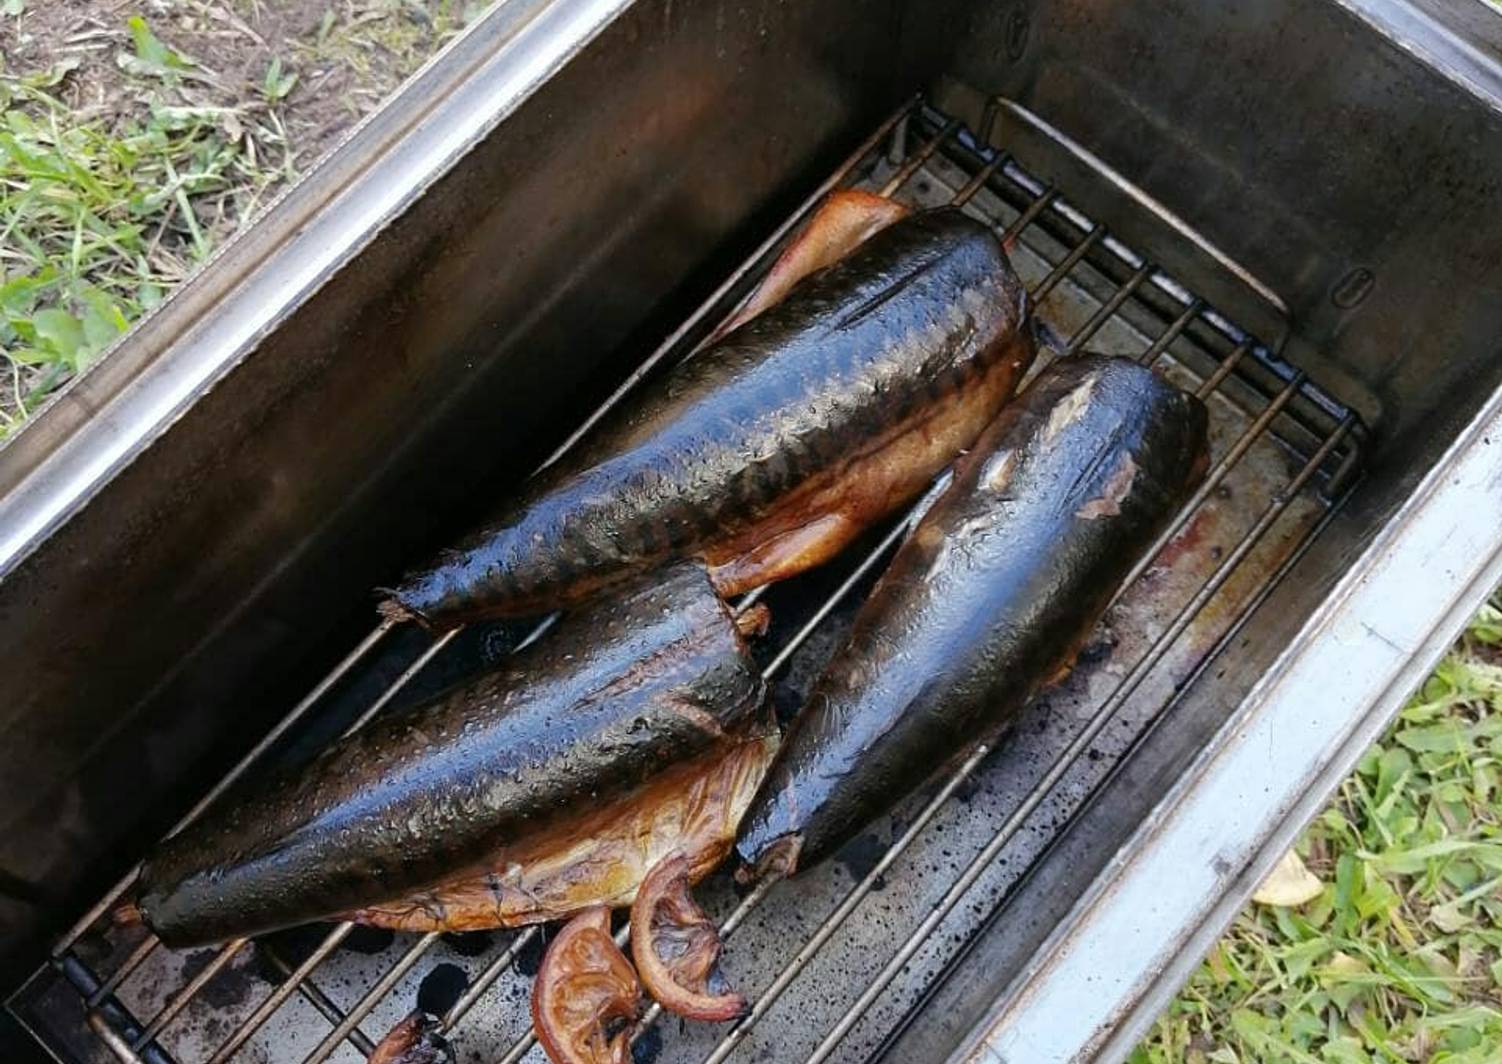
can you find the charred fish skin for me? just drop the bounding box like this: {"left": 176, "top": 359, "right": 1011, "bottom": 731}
{"left": 385, "top": 208, "right": 1033, "bottom": 627}
{"left": 138, "top": 562, "right": 763, "bottom": 948}
{"left": 735, "top": 356, "right": 1210, "bottom": 876}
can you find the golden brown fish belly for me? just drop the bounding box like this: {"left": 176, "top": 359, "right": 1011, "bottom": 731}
{"left": 345, "top": 733, "right": 778, "bottom": 932}
{"left": 704, "top": 328, "right": 1036, "bottom": 595}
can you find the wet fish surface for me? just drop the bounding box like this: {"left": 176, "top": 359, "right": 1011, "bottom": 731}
{"left": 345, "top": 732, "right": 778, "bottom": 932}
{"left": 383, "top": 207, "right": 1034, "bottom": 628}
{"left": 137, "top": 562, "right": 764, "bottom": 947}
{"left": 736, "top": 355, "right": 1210, "bottom": 876}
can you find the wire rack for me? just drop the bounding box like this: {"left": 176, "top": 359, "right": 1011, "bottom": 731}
{"left": 11, "top": 95, "right": 1364, "bottom": 1064}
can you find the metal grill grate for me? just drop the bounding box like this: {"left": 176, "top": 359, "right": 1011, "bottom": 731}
{"left": 10, "top": 95, "right": 1363, "bottom": 1064}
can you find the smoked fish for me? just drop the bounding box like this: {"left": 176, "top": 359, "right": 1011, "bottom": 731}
{"left": 736, "top": 356, "right": 1210, "bottom": 877}
{"left": 345, "top": 732, "right": 778, "bottom": 932}
{"left": 137, "top": 562, "right": 764, "bottom": 947}
{"left": 382, "top": 207, "right": 1034, "bottom": 628}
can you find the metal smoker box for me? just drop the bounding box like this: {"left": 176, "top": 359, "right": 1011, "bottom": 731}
{"left": 4, "top": 1, "right": 1501, "bottom": 1061}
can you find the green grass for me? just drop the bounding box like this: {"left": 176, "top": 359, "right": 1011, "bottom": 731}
{"left": 290, "top": 1, "right": 478, "bottom": 115}
{"left": 1135, "top": 594, "right": 1502, "bottom": 1064}
{"left": 0, "top": 19, "right": 287, "bottom": 435}
{"left": 0, "top": 3, "right": 470, "bottom": 438}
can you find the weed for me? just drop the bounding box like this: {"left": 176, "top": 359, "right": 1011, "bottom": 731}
{"left": 1136, "top": 593, "right": 1502, "bottom": 1063}
{"left": 0, "top": 22, "right": 283, "bottom": 436}
{"left": 0, "top": 2, "right": 471, "bottom": 439}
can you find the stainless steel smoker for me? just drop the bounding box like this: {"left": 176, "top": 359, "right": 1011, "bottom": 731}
{"left": 4, "top": 1, "right": 1501, "bottom": 1061}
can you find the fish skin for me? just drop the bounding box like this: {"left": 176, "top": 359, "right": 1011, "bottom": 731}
{"left": 735, "top": 355, "right": 1210, "bottom": 876}
{"left": 384, "top": 208, "right": 1033, "bottom": 628}
{"left": 137, "top": 562, "right": 763, "bottom": 947}
{"left": 344, "top": 732, "right": 778, "bottom": 932}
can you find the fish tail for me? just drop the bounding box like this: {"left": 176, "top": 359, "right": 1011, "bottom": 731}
{"left": 376, "top": 589, "right": 422, "bottom": 626}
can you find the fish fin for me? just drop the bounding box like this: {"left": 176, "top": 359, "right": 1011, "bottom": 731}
{"left": 711, "top": 190, "right": 908, "bottom": 341}
{"left": 733, "top": 602, "right": 773, "bottom": 639}
{"left": 377, "top": 595, "right": 420, "bottom": 625}
{"left": 346, "top": 886, "right": 485, "bottom": 933}
{"left": 736, "top": 833, "right": 802, "bottom": 884}
{"left": 706, "top": 511, "right": 861, "bottom": 598}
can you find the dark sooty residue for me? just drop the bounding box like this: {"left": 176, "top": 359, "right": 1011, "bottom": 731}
{"left": 632, "top": 1024, "right": 663, "bottom": 1064}
{"left": 835, "top": 832, "right": 889, "bottom": 891}
{"left": 441, "top": 930, "right": 494, "bottom": 957}
{"left": 179, "top": 948, "right": 254, "bottom": 1009}
{"left": 344, "top": 926, "right": 396, "bottom": 954}
{"left": 416, "top": 962, "right": 469, "bottom": 1016}
{"left": 513, "top": 929, "right": 547, "bottom": 976}
{"left": 253, "top": 924, "right": 340, "bottom": 984}
{"left": 1077, "top": 630, "right": 1117, "bottom": 665}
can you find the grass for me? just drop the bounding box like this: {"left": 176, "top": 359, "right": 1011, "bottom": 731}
{"left": 1134, "top": 594, "right": 1502, "bottom": 1064}
{"left": 1, "top": 18, "right": 277, "bottom": 433}
{"left": 0, "top": 2, "right": 472, "bottom": 437}
{"left": 290, "top": 1, "right": 478, "bottom": 113}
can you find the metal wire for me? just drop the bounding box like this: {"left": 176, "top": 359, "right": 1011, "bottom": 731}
{"left": 700, "top": 414, "right": 1348, "bottom": 1064}
{"left": 492, "top": 108, "right": 1359, "bottom": 1064}
{"left": 116, "top": 621, "right": 466, "bottom": 1061}
{"left": 87, "top": 935, "right": 158, "bottom": 1008}
{"left": 1138, "top": 296, "right": 1205, "bottom": 365}
{"left": 53, "top": 618, "right": 400, "bottom": 960}
{"left": 256, "top": 944, "right": 375, "bottom": 1057}
{"left": 440, "top": 926, "right": 542, "bottom": 1033}
{"left": 1031, "top": 223, "right": 1106, "bottom": 301}
{"left": 75, "top": 94, "right": 933, "bottom": 1064}
{"left": 485, "top": 482, "right": 943, "bottom": 1064}
{"left": 623, "top": 165, "right": 1350, "bottom": 1064}
{"left": 541, "top": 97, "right": 922, "bottom": 468}
{"left": 131, "top": 940, "right": 245, "bottom": 1052}
{"left": 209, "top": 924, "right": 352, "bottom": 1064}
{"left": 879, "top": 117, "right": 960, "bottom": 197}
{"left": 632, "top": 407, "right": 1351, "bottom": 1064}
{"left": 280, "top": 97, "right": 929, "bottom": 1064}
{"left": 695, "top": 744, "right": 996, "bottom": 1064}
{"left": 951, "top": 153, "right": 1006, "bottom": 207}
{"left": 302, "top": 102, "right": 956, "bottom": 1064}
{"left": 39, "top": 97, "right": 1362, "bottom": 1064}
{"left": 1000, "top": 185, "right": 1058, "bottom": 244}
{"left": 1064, "top": 261, "right": 1155, "bottom": 355}
{"left": 302, "top": 931, "right": 439, "bottom": 1064}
